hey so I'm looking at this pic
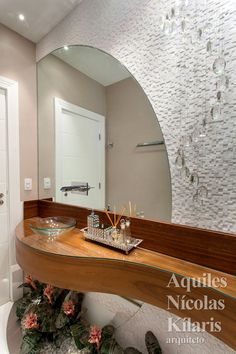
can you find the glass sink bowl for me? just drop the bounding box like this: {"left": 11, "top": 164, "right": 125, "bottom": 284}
{"left": 29, "top": 217, "right": 76, "bottom": 238}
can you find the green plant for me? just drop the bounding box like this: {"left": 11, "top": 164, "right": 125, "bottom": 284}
{"left": 16, "top": 276, "right": 123, "bottom": 354}
{"left": 16, "top": 276, "right": 162, "bottom": 354}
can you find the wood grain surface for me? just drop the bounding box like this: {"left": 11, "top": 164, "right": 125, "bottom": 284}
{"left": 23, "top": 200, "right": 236, "bottom": 275}
{"left": 16, "top": 218, "right": 236, "bottom": 350}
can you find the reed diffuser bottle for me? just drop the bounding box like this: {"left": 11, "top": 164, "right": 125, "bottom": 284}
{"left": 125, "top": 218, "right": 132, "bottom": 244}
{"left": 119, "top": 219, "right": 127, "bottom": 244}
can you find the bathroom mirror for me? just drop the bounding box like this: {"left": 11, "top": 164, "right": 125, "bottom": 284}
{"left": 38, "top": 45, "right": 171, "bottom": 221}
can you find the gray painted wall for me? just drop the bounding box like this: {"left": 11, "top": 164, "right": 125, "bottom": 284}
{"left": 106, "top": 78, "right": 171, "bottom": 221}
{"left": 0, "top": 24, "right": 37, "bottom": 201}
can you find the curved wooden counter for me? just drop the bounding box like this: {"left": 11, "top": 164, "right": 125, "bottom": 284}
{"left": 16, "top": 218, "right": 236, "bottom": 350}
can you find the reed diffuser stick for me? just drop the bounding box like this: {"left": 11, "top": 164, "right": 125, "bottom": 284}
{"left": 134, "top": 204, "right": 136, "bottom": 217}
{"left": 129, "top": 201, "right": 132, "bottom": 217}
{"left": 105, "top": 210, "right": 114, "bottom": 227}
{"left": 115, "top": 207, "right": 126, "bottom": 227}
{"left": 114, "top": 206, "right": 116, "bottom": 226}
{"left": 105, "top": 207, "right": 126, "bottom": 228}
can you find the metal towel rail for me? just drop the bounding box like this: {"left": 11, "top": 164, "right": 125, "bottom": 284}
{"left": 136, "top": 140, "right": 164, "bottom": 148}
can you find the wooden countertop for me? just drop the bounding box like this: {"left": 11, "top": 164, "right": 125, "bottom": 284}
{"left": 16, "top": 218, "right": 236, "bottom": 299}
{"left": 16, "top": 218, "right": 236, "bottom": 350}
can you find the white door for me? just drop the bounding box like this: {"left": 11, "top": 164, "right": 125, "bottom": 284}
{"left": 55, "top": 98, "right": 105, "bottom": 210}
{"left": 0, "top": 88, "right": 10, "bottom": 305}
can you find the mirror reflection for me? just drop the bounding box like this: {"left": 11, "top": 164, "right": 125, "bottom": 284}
{"left": 38, "top": 46, "right": 171, "bottom": 221}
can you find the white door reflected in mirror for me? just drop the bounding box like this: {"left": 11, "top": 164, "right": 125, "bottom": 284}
{"left": 55, "top": 98, "right": 105, "bottom": 210}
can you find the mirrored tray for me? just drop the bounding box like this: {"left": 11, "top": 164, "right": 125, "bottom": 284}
{"left": 82, "top": 228, "right": 143, "bottom": 254}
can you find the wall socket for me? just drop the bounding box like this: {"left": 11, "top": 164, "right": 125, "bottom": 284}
{"left": 43, "top": 177, "right": 51, "bottom": 189}
{"left": 24, "top": 178, "right": 32, "bottom": 191}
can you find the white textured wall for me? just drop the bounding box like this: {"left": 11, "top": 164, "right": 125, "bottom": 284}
{"left": 36, "top": 0, "right": 236, "bottom": 233}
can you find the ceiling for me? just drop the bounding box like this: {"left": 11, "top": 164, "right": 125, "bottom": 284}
{"left": 0, "top": 0, "right": 83, "bottom": 43}
{"left": 54, "top": 46, "right": 131, "bottom": 86}
{"left": 0, "top": 0, "right": 131, "bottom": 85}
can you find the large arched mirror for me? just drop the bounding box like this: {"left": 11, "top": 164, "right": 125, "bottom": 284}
{"left": 38, "top": 45, "right": 172, "bottom": 222}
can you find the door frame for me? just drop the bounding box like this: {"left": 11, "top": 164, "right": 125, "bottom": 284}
{"left": 0, "top": 76, "right": 23, "bottom": 301}
{"left": 54, "top": 97, "right": 105, "bottom": 207}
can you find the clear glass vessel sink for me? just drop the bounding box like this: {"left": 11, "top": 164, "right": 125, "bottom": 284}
{"left": 29, "top": 217, "right": 76, "bottom": 238}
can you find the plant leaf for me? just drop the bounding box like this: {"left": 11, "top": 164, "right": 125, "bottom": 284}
{"left": 100, "top": 338, "right": 123, "bottom": 354}
{"left": 71, "top": 322, "right": 90, "bottom": 349}
{"left": 15, "top": 296, "right": 32, "bottom": 320}
{"left": 55, "top": 310, "right": 70, "bottom": 329}
{"left": 20, "top": 332, "right": 42, "bottom": 354}
{"left": 102, "top": 325, "right": 115, "bottom": 341}
{"left": 145, "top": 331, "right": 162, "bottom": 354}
{"left": 53, "top": 326, "right": 71, "bottom": 348}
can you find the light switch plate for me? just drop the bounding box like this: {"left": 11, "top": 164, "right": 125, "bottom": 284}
{"left": 24, "top": 178, "right": 32, "bottom": 191}
{"left": 43, "top": 177, "right": 51, "bottom": 189}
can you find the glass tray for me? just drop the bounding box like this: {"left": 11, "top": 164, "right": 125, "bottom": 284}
{"left": 82, "top": 228, "right": 143, "bottom": 254}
